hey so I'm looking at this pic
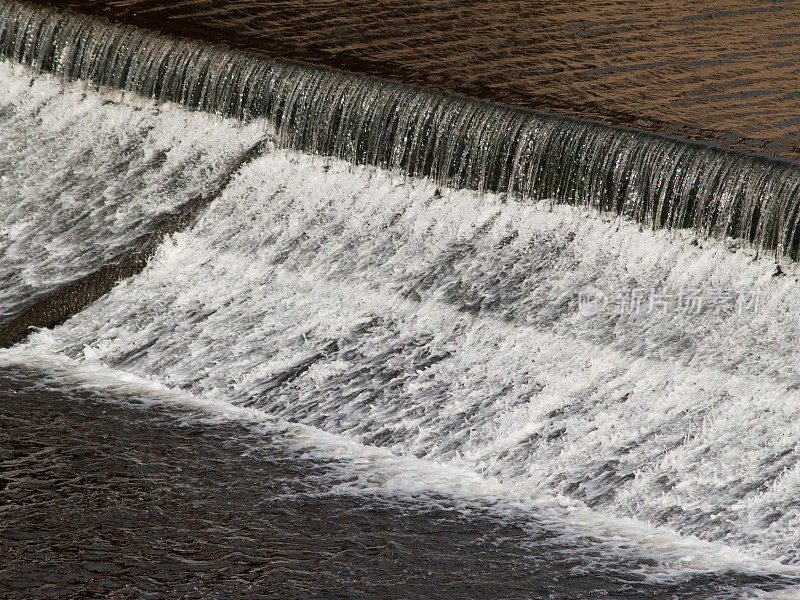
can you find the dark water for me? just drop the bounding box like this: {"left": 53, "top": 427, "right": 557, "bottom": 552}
{"left": 0, "top": 368, "right": 794, "bottom": 599}
{"left": 42, "top": 0, "right": 800, "bottom": 158}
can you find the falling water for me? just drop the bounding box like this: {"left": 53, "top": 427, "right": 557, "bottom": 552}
{"left": 5, "top": 1, "right": 800, "bottom": 597}
{"left": 11, "top": 145, "right": 800, "bottom": 562}
{"left": 3, "top": 0, "right": 800, "bottom": 258}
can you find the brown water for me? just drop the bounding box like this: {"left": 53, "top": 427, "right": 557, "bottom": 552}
{"left": 42, "top": 0, "right": 800, "bottom": 158}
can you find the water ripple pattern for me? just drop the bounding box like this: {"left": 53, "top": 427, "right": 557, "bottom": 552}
{"left": 37, "top": 0, "right": 800, "bottom": 158}
{"left": 3, "top": 1, "right": 800, "bottom": 257}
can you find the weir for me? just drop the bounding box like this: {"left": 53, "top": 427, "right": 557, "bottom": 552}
{"left": 3, "top": 0, "right": 800, "bottom": 258}
{"left": 0, "top": 137, "right": 269, "bottom": 348}
{"left": 7, "top": 0, "right": 800, "bottom": 582}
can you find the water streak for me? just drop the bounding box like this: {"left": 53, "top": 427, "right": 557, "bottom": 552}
{"left": 3, "top": 1, "right": 800, "bottom": 257}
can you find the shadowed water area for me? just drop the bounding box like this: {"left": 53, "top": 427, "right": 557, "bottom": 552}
{"left": 40, "top": 0, "right": 800, "bottom": 159}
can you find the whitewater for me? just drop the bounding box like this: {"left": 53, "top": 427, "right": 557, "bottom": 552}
{"left": 3, "top": 54, "right": 800, "bottom": 596}
{"left": 5, "top": 0, "right": 800, "bottom": 594}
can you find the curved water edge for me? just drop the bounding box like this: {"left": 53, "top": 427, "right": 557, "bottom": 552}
{"left": 4, "top": 1, "right": 800, "bottom": 595}
{"left": 4, "top": 364, "right": 800, "bottom": 599}
{"left": 3, "top": 0, "right": 800, "bottom": 258}
{"left": 0, "top": 57, "right": 270, "bottom": 345}
{"left": 9, "top": 143, "right": 800, "bottom": 568}
{"left": 0, "top": 136, "right": 268, "bottom": 348}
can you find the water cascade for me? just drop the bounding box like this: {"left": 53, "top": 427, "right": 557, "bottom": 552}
{"left": 5, "top": 0, "right": 800, "bottom": 593}
{"left": 3, "top": 0, "right": 800, "bottom": 259}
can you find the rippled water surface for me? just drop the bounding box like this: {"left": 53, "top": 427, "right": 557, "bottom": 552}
{"left": 43, "top": 0, "right": 800, "bottom": 157}
{"left": 2, "top": 368, "right": 796, "bottom": 599}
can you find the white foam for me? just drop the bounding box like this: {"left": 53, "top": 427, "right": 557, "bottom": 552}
{"left": 3, "top": 344, "right": 798, "bottom": 584}
{"left": 4, "top": 147, "right": 800, "bottom": 571}
{"left": 0, "top": 60, "right": 267, "bottom": 317}
{"left": 5, "top": 59, "right": 800, "bottom": 588}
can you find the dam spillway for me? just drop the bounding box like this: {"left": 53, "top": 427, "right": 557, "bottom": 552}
{"left": 3, "top": 1, "right": 800, "bottom": 262}
{"left": 3, "top": 1, "right": 800, "bottom": 598}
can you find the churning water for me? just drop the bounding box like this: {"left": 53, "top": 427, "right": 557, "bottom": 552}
{"left": 3, "top": 0, "right": 800, "bottom": 597}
